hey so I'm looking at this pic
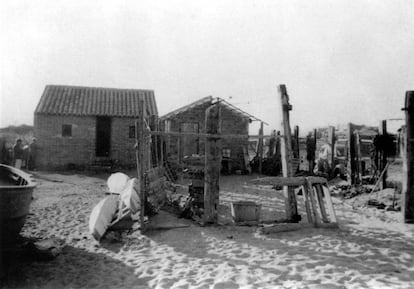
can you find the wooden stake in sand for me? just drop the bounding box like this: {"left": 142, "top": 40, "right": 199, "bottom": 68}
{"left": 402, "top": 91, "right": 414, "bottom": 223}
{"left": 136, "top": 100, "right": 146, "bottom": 232}
{"left": 278, "top": 84, "right": 298, "bottom": 221}
{"left": 379, "top": 120, "right": 388, "bottom": 190}
{"left": 355, "top": 131, "right": 363, "bottom": 184}
{"left": 346, "top": 123, "right": 355, "bottom": 185}
{"left": 258, "top": 121, "right": 264, "bottom": 174}
{"left": 293, "top": 125, "right": 299, "bottom": 159}
{"left": 328, "top": 126, "right": 335, "bottom": 177}
{"left": 204, "top": 102, "right": 221, "bottom": 225}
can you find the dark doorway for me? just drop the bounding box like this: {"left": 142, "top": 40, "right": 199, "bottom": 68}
{"left": 96, "top": 117, "right": 111, "bottom": 157}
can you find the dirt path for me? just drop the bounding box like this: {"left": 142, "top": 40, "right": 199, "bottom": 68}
{"left": 2, "top": 172, "right": 414, "bottom": 288}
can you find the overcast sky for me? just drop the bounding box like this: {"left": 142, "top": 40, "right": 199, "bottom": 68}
{"left": 1, "top": 0, "right": 413, "bottom": 134}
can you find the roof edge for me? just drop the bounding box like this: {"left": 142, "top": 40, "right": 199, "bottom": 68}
{"left": 160, "top": 96, "right": 213, "bottom": 120}
{"left": 44, "top": 84, "right": 155, "bottom": 93}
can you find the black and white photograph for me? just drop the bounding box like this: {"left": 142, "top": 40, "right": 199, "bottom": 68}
{"left": 1, "top": 0, "right": 414, "bottom": 288}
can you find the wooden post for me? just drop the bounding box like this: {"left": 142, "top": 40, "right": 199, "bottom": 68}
{"left": 347, "top": 123, "right": 355, "bottom": 185}
{"left": 328, "top": 126, "right": 335, "bottom": 177}
{"left": 157, "top": 118, "right": 164, "bottom": 167}
{"left": 136, "top": 100, "right": 146, "bottom": 232}
{"left": 403, "top": 91, "right": 414, "bottom": 223}
{"left": 379, "top": 120, "right": 388, "bottom": 189}
{"left": 268, "top": 130, "right": 276, "bottom": 157}
{"left": 275, "top": 131, "right": 281, "bottom": 157}
{"left": 149, "top": 115, "right": 158, "bottom": 167}
{"left": 154, "top": 116, "right": 160, "bottom": 167}
{"left": 294, "top": 125, "right": 299, "bottom": 159}
{"left": 146, "top": 131, "right": 151, "bottom": 170}
{"left": 307, "top": 129, "right": 317, "bottom": 173}
{"left": 165, "top": 120, "right": 171, "bottom": 158}
{"left": 177, "top": 135, "right": 182, "bottom": 180}
{"left": 204, "top": 103, "right": 221, "bottom": 225}
{"left": 279, "top": 84, "right": 298, "bottom": 221}
{"left": 355, "top": 131, "right": 362, "bottom": 184}
{"left": 258, "top": 122, "right": 264, "bottom": 173}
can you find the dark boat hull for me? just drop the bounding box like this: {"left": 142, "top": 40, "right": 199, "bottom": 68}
{"left": 0, "top": 165, "right": 36, "bottom": 243}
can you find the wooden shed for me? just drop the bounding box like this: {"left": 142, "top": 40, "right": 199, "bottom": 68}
{"left": 160, "top": 96, "right": 263, "bottom": 173}
{"left": 34, "top": 85, "right": 158, "bottom": 169}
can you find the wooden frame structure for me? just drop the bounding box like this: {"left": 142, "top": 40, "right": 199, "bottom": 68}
{"left": 250, "top": 176, "right": 337, "bottom": 227}
{"left": 135, "top": 101, "right": 253, "bottom": 228}
{"left": 134, "top": 86, "right": 314, "bottom": 229}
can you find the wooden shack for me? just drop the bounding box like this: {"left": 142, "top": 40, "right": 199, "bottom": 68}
{"left": 160, "top": 96, "right": 263, "bottom": 173}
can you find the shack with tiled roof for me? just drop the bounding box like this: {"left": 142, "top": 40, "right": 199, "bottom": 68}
{"left": 34, "top": 85, "right": 158, "bottom": 169}
{"left": 160, "top": 96, "right": 265, "bottom": 173}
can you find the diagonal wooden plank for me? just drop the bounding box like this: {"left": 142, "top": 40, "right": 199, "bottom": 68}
{"left": 306, "top": 178, "right": 320, "bottom": 226}
{"left": 302, "top": 185, "right": 313, "bottom": 224}
{"left": 314, "top": 184, "right": 329, "bottom": 223}
{"left": 323, "top": 182, "right": 337, "bottom": 223}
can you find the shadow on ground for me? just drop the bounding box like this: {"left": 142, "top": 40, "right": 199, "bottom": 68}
{"left": 1, "top": 242, "right": 149, "bottom": 289}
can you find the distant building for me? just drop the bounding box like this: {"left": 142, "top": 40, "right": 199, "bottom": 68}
{"left": 160, "top": 96, "right": 264, "bottom": 173}
{"left": 34, "top": 85, "right": 157, "bottom": 169}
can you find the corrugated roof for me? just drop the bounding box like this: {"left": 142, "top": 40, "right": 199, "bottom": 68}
{"left": 160, "top": 96, "right": 266, "bottom": 124}
{"left": 35, "top": 85, "right": 158, "bottom": 117}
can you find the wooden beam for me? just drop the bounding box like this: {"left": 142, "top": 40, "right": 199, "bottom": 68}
{"left": 279, "top": 84, "right": 298, "bottom": 221}
{"left": 204, "top": 103, "right": 221, "bottom": 225}
{"left": 259, "top": 222, "right": 338, "bottom": 234}
{"left": 294, "top": 125, "right": 299, "bottom": 159}
{"left": 145, "top": 129, "right": 280, "bottom": 140}
{"left": 379, "top": 120, "right": 388, "bottom": 189}
{"left": 145, "top": 130, "right": 249, "bottom": 139}
{"left": 250, "top": 176, "right": 327, "bottom": 187}
{"left": 159, "top": 119, "right": 164, "bottom": 167}
{"left": 306, "top": 178, "right": 320, "bottom": 226}
{"left": 346, "top": 123, "right": 355, "bottom": 185}
{"left": 251, "top": 176, "right": 306, "bottom": 187}
{"left": 314, "top": 184, "right": 329, "bottom": 223}
{"left": 136, "top": 100, "right": 146, "bottom": 232}
{"left": 165, "top": 120, "right": 171, "bottom": 158}
{"left": 328, "top": 126, "right": 335, "bottom": 177}
{"left": 306, "top": 129, "right": 317, "bottom": 173}
{"left": 258, "top": 122, "right": 264, "bottom": 174}
{"left": 302, "top": 184, "right": 313, "bottom": 223}
{"left": 149, "top": 115, "right": 158, "bottom": 167}
{"left": 322, "top": 184, "right": 337, "bottom": 223}
{"left": 355, "top": 131, "right": 362, "bottom": 184}
{"left": 177, "top": 136, "right": 182, "bottom": 181}
{"left": 403, "top": 91, "right": 414, "bottom": 223}
{"left": 307, "top": 176, "right": 331, "bottom": 184}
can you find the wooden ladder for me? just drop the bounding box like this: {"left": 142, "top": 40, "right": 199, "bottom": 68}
{"left": 302, "top": 177, "right": 337, "bottom": 227}
{"left": 163, "top": 160, "right": 175, "bottom": 183}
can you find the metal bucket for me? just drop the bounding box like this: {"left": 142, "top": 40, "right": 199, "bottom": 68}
{"left": 230, "top": 201, "right": 261, "bottom": 223}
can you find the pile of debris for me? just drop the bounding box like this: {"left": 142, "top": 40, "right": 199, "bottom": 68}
{"left": 329, "top": 178, "right": 401, "bottom": 212}
{"left": 164, "top": 185, "right": 203, "bottom": 222}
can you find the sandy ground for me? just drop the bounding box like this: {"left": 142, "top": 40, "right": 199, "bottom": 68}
{"left": 2, "top": 171, "right": 414, "bottom": 289}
